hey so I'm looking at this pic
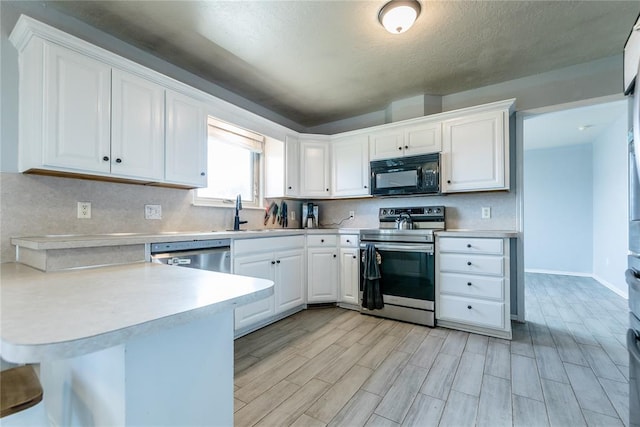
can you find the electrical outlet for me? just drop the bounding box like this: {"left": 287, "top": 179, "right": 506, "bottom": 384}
{"left": 349, "top": 210, "right": 355, "bottom": 219}
{"left": 145, "top": 204, "right": 162, "bottom": 220}
{"left": 77, "top": 202, "right": 91, "bottom": 219}
{"left": 481, "top": 207, "right": 491, "bottom": 219}
{"left": 289, "top": 210, "right": 295, "bottom": 221}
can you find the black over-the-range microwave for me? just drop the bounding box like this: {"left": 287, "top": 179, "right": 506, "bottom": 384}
{"left": 370, "top": 153, "right": 440, "bottom": 197}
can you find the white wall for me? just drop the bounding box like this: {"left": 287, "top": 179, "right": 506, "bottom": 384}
{"left": 524, "top": 144, "right": 594, "bottom": 274}
{"left": 592, "top": 114, "right": 629, "bottom": 296}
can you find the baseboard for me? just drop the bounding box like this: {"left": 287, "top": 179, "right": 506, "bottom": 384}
{"left": 592, "top": 274, "right": 629, "bottom": 299}
{"left": 526, "top": 269, "right": 629, "bottom": 300}
{"left": 525, "top": 268, "right": 592, "bottom": 277}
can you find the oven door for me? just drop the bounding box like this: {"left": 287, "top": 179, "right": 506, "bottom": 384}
{"left": 360, "top": 243, "right": 435, "bottom": 310}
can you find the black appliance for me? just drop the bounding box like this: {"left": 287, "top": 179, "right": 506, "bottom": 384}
{"left": 370, "top": 153, "right": 440, "bottom": 197}
{"left": 359, "top": 206, "right": 445, "bottom": 326}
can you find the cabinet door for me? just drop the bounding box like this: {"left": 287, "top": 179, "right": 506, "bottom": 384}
{"left": 264, "top": 137, "right": 285, "bottom": 198}
{"left": 307, "top": 248, "right": 338, "bottom": 302}
{"left": 233, "top": 253, "right": 275, "bottom": 330}
{"left": 331, "top": 135, "right": 370, "bottom": 197}
{"left": 165, "top": 90, "right": 207, "bottom": 187}
{"left": 285, "top": 135, "right": 300, "bottom": 197}
{"left": 340, "top": 248, "right": 359, "bottom": 305}
{"left": 442, "top": 110, "right": 506, "bottom": 192}
{"left": 275, "top": 249, "right": 305, "bottom": 313}
{"left": 405, "top": 122, "right": 442, "bottom": 155}
{"left": 369, "top": 130, "right": 404, "bottom": 160}
{"left": 43, "top": 44, "right": 111, "bottom": 173}
{"left": 300, "top": 139, "right": 331, "bottom": 197}
{"left": 111, "top": 69, "right": 164, "bottom": 180}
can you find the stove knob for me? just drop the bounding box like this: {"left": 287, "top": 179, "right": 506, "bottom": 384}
{"left": 434, "top": 208, "right": 441, "bottom": 213}
{"left": 389, "top": 209, "right": 395, "bottom": 215}
{"left": 427, "top": 208, "right": 432, "bottom": 214}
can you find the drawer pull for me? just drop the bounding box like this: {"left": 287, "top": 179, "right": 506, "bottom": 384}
{"left": 271, "top": 260, "right": 276, "bottom": 265}
{"left": 467, "top": 282, "right": 472, "bottom": 286}
{"left": 321, "top": 239, "right": 324, "bottom": 243}
{"left": 467, "top": 244, "right": 472, "bottom": 248}
{"left": 346, "top": 239, "right": 350, "bottom": 243}
{"left": 467, "top": 261, "right": 472, "bottom": 266}
{"left": 276, "top": 260, "right": 281, "bottom": 264}
{"left": 467, "top": 305, "right": 472, "bottom": 309}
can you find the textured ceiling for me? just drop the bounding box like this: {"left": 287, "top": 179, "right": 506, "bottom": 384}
{"left": 45, "top": 1, "right": 639, "bottom": 128}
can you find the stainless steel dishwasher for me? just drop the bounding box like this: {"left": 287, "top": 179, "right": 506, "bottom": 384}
{"left": 149, "top": 239, "right": 231, "bottom": 273}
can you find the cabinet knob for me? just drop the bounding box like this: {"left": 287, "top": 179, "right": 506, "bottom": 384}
{"left": 288, "top": 186, "right": 292, "bottom": 190}
{"left": 271, "top": 260, "right": 276, "bottom": 265}
{"left": 200, "top": 172, "right": 205, "bottom": 176}
{"left": 364, "top": 185, "right": 368, "bottom": 189}
{"left": 326, "top": 188, "right": 329, "bottom": 192}
{"left": 447, "top": 180, "right": 451, "bottom": 184}
{"left": 467, "top": 305, "right": 472, "bottom": 310}
{"left": 466, "top": 244, "right": 472, "bottom": 248}
{"left": 321, "top": 239, "right": 324, "bottom": 243}
{"left": 333, "top": 254, "right": 337, "bottom": 258}
{"left": 353, "top": 255, "right": 357, "bottom": 259}
{"left": 102, "top": 156, "right": 109, "bottom": 162}
{"left": 346, "top": 239, "right": 350, "bottom": 243}
{"left": 276, "top": 260, "right": 281, "bottom": 264}
{"left": 467, "top": 282, "right": 472, "bottom": 286}
{"left": 398, "top": 147, "right": 402, "bottom": 150}
{"left": 467, "top": 261, "right": 472, "bottom": 266}
{"left": 115, "top": 158, "right": 122, "bottom": 164}
{"left": 404, "top": 145, "right": 408, "bottom": 149}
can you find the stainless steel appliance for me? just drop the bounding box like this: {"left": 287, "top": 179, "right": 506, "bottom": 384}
{"left": 370, "top": 153, "right": 440, "bottom": 197}
{"left": 302, "top": 202, "right": 319, "bottom": 229}
{"left": 149, "top": 239, "right": 231, "bottom": 274}
{"left": 359, "top": 206, "right": 445, "bottom": 326}
{"left": 625, "top": 15, "right": 640, "bottom": 427}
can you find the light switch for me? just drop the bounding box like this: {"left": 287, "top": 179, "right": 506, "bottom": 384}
{"left": 145, "top": 204, "right": 162, "bottom": 220}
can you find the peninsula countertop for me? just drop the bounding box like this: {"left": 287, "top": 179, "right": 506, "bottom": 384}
{"left": 0, "top": 262, "right": 273, "bottom": 363}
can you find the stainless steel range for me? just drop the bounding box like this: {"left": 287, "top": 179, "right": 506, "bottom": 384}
{"left": 359, "top": 206, "right": 445, "bottom": 326}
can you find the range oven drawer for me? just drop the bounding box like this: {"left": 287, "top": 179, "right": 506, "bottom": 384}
{"left": 439, "top": 295, "right": 504, "bottom": 329}
{"left": 439, "top": 253, "right": 504, "bottom": 276}
{"left": 439, "top": 272, "right": 504, "bottom": 300}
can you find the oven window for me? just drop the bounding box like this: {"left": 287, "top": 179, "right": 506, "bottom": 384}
{"left": 376, "top": 170, "right": 417, "bottom": 189}
{"left": 375, "top": 249, "right": 435, "bottom": 301}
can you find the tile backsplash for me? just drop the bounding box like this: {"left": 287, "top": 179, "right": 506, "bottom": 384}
{"left": 0, "top": 173, "right": 517, "bottom": 263}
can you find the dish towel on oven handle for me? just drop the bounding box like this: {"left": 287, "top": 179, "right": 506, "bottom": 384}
{"left": 362, "top": 243, "right": 384, "bottom": 310}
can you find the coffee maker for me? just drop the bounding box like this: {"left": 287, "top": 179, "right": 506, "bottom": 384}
{"left": 302, "top": 202, "right": 319, "bottom": 229}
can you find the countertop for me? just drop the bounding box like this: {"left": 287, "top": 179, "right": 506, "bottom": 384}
{"left": 0, "top": 262, "right": 273, "bottom": 363}
{"left": 436, "top": 229, "right": 519, "bottom": 238}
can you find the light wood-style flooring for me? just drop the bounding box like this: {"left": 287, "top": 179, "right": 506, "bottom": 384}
{"left": 234, "top": 273, "right": 630, "bottom": 426}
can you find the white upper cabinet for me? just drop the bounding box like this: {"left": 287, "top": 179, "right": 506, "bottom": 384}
{"left": 331, "top": 134, "right": 370, "bottom": 197}
{"left": 11, "top": 16, "right": 208, "bottom": 188}
{"left": 164, "top": 90, "right": 207, "bottom": 187}
{"left": 285, "top": 135, "right": 300, "bottom": 197}
{"left": 299, "top": 137, "right": 331, "bottom": 198}
{"left": 441, "top": 109, "right": 509, "bottom": 193}
{"left": 42, "top": 43, "right": 112, "bottom": 174}
{"left": 111, "top": 69, "right": 165, "bottom": 181}
{"left": 369, "top": 121, "right": 442, "bottom": 160}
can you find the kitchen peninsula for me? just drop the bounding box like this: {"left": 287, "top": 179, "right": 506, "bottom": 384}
{"left": 0, "top": 261, "right": 273, "bottom": 425}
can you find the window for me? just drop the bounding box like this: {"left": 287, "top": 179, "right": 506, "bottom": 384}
{"left": 194, "top": 118, "right": 264, "bottom": 208}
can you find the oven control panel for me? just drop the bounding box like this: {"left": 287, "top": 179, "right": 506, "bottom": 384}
{"left": 379, "top": 206, "right": 445, "bottom": 222}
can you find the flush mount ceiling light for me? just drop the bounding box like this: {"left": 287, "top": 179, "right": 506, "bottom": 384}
{"left": 378, "top": 0, "right": 421, "bottom": 34}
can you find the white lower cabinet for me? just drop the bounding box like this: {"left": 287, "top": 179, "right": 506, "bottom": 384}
{"left": 233, "top": 236, "right": 305, "bottom": 333}
{"left": 339, "top": 234, "right": 360, "bottom": 307}
{"left": 436, "top": 236, "right": 511, "bottom": 339}
{"left": 307, "top": 234, "right": 339, "bottom": 302}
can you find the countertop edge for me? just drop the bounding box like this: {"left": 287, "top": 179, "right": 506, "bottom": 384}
{"left": 436, "top": 230, "right": 519, "bottom": 238}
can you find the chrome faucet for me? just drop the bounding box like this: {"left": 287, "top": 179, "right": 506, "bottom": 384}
{"left": 233, "top": 194, "right": 248, "bottom": 231}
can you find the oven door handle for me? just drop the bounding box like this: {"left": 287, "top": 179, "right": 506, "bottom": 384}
{"left": 628, "top": 329, "right": 640, "bottom": 365}
{"left": 360, "top": 243, "right": 434, "bottom": 254}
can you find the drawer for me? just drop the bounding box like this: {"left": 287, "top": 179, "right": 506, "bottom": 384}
{"left": 307, "top": 234, "right": 338, "bottom": 247}
{"left": 340, "top": 235, "right": 359, "bottom": 247}
{"left": 234, "top": 235, "right": 304, "bottom": 255}
{"left": 439, "top": 272, "right": 504, "bottom": 300}
{"left": 439, "top": 237, "right": 503, "bottom": 255}
{"left": 439, "top": 253, "right": 504, "bottom": 276}
{"left": 438, "top": 295, "right": 504, "bottom": 329}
